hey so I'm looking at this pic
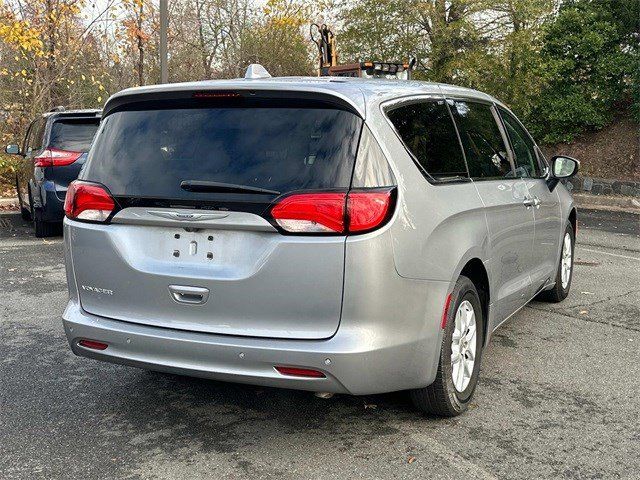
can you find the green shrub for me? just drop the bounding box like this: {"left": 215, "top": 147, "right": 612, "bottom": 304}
{"left": 528, "top": 0, "right": 638, "bottom": 144}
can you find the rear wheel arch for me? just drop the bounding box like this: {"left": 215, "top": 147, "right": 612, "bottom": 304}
{"left": 411, "top": 274, "right": 485, "bottom": 416}
{"left": 459, "top": 258, "right": 490, "bottom": 347}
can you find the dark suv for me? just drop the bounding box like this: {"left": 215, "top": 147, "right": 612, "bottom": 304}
{"left": 5, "top": 108, "right": 101, "bottom": 237}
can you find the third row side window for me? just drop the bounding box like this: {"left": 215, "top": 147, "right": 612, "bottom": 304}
{"left": 387, "top": 100, "right": 468, "bottom": 181}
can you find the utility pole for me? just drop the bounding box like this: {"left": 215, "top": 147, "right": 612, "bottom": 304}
{"left": 159, "top": 0, "right": 168, "bottom": 83}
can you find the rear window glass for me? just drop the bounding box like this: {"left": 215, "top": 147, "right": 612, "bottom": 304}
{"left": 387, "top": 100, "right": 468, "bottom": 180}
{"left": 49, "top": 119, "right": 99, "bottom": 152}
{"left": 82, "top": 102, "right": 362, "bottom": 200}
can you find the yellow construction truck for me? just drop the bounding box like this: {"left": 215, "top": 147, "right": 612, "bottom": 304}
{"left": 310, "top": 23, "right": 414, "bottom": 80}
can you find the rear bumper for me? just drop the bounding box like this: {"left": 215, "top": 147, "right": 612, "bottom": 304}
{"left": 33, "top": 180, "right": 66, "bottom": 222}
{"left": 62, "top": 214, "right": 450, "bottom": 395}
{"left": 62, "top": 297, "right": 445, "bottom": 395}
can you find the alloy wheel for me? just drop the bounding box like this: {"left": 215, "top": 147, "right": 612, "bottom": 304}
{"left": 451, "top": 300, "right": 477, "bottom": 392}
{"left": 561, "top": 232, "right": 572, "bottom": 289}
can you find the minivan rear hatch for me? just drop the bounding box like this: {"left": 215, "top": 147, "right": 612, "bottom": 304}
{"left": 70, "top": 93, "right": 363, "bottom": 339}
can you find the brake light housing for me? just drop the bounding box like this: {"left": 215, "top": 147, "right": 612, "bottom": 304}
{"left": 347, "top": 190, "right": 393, "bottom": 232}
{"left": 271, "top": 192, "right": 346, "bottom": 233}
{"left": 34, "top": 148, "right": 82, "bottom": 167}
{"left": 270, "top": 188, "right": 395, "bottom": 235}
{"left": 64, "top": 181, "right": 115, "bottom": 223}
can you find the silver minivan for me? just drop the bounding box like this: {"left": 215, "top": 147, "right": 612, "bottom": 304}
{"left": 62, "top": 69, "right": 579, "bottom": 416}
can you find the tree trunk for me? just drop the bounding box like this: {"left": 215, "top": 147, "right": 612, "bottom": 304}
{"left": 430, "top": 0, "right": 450, "bottom": 82}
{"left": 45, "top": 0, "right": 62, "bottom": 107}
{"left": 195, "top": 0, "right": 210, "bottom": 79}
{"left": 137, "top": 2, "right": 144, "bottom": 86}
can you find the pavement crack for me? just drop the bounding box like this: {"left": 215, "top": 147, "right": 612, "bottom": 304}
{"left": 526, "top": 304, "right": 640, "bottom": 333}
{"left": 571, "top": 289, "right": 638, "bottom": 309}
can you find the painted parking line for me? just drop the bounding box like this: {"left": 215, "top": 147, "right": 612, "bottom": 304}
{"left": 577, "top": 246, "right": 640, "bottom": 261}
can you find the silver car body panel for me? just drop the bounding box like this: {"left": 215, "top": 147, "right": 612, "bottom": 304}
{"left": 63, "top": 220, "right": 449, "bottom": 394}
{"left": 63, "top": 76, "right": 575, "bottom": 394}
{"left": 69, "top": 217, "right": 346, "bottom": 339}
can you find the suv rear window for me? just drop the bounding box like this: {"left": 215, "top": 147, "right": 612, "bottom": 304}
{"left": 49, "top": 119, "right": 100, "bottom": 152}
{"left": 83, "top": 100, "right": 362, "bottom": 202}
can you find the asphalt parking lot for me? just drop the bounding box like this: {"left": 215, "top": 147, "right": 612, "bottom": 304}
{"left": 1, "top": 209, "right": 638, "bottom": 480}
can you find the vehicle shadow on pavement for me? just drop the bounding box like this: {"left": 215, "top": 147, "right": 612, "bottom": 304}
{"left": 125, "top": 367, "right": 419, "bottom": 425}
{"left": 73, "top": 366, "right": 429, "bottom": 465}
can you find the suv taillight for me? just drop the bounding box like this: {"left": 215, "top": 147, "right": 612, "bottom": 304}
{"left": 270, "top": 188, "right": 394, "bottom": 234}
{"left": 34, "top": 148, "right": 82, "bottom": 167}
{"left": 64, "top": 181, "right": 115, "bottom": 222}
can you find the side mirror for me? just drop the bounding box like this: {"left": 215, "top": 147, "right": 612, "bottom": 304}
{"left": 552, "top": 156, "right": 579, "bottom": 178}
{"left": 5, "top": 144, "right": 20, "bottom": 155}
{"left": 547, "top": 155, "right": 579, "bottom": 191}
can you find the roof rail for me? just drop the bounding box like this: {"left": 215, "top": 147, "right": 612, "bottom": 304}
{"left": 49, "top": 106, "right": 66, "bottom": 112}
{"left": 244, "top": 64, "right": 271, "bottom": 79}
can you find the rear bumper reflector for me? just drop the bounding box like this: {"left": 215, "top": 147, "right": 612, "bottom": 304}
{"left": 274, "top": 366, "right": 326, "bottom": 378}
{"left": 441, "top": 293, "right": 453, "bottom": 329}
{"left": 78, "top": 339, "right": 109, "bottom": 350}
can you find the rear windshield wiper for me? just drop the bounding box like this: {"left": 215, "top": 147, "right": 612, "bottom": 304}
{"left": 180, "top": 180, "right": 280, "bottom": 195}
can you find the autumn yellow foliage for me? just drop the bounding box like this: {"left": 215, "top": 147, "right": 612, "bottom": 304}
{"left": 0, "top": 9, "right": 43, "bottom": 53}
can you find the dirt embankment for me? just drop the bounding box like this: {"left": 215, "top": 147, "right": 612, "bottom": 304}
{"left": 542, "top": 116, "right": 639, "bottom": 181}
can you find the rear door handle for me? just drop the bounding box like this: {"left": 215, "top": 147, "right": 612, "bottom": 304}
{"left": 168, "top": 285, "right": 209, "bottom": 305}
{"left": 523, "top": 197, "right": 540, "bottom": 208}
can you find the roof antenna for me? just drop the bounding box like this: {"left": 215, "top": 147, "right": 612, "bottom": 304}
{"left": 245, "top": 64, "right": 271, "bottom": 79}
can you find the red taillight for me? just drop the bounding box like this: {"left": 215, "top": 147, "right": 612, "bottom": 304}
{"left": 274, "top": 366, "right": 326, "bottom": 378}
{"left": 271, "top": 192, "right": 346, "bottom": 233}
{"left": 34, "top": 148, "right": 82, "bottom": 167}
{"left": 270, "top": 188, "right": 394, "bottom": 234}
{"left": 78, "top": 339, "right": 108, "bottom": 350}
{"left": 64, "top": 181, "right": 115, "bottom": 222}
{"left": 347, "top": 190, "right": 392, "bottom": 232}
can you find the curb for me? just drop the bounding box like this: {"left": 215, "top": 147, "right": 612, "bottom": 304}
{"left": 0, "top": 197, "right": 18, "bottom": 208}
{"left": 565, "top": 176, "right": 640, "bottom": 198}
{"left": 573, "top": 193, "right": 640, "bottom": 213}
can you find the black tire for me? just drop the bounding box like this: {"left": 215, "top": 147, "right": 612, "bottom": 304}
{"left": 15, "top": 177, "right": 31, "bottom": 221}
{"left": 410, "top": 275, "right": 484, "bottom": 417}
{"left": 33, "top": 211, "right": 58, "bottom": 238}
{"left": 537, "top": 221, "right": 574, "bottom": 303}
